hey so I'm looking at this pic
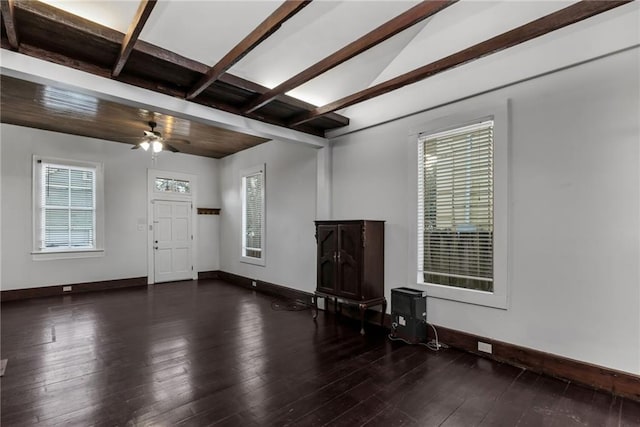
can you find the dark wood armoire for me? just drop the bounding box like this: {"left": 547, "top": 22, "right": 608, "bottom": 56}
{"left": 313, "top": 220, "right": 386, "bottom": 334}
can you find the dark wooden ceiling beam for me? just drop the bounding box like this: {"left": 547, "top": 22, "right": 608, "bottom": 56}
{"left": 289, "top": 0, "right": 632, "bottom": 127}
{"left": 217, "top": 73, "right": 349, "bottom": 126}
{"left": 186, "top": 0, "right": 311, "bottom": 100}
{"left": 13, "top": 0, "right": 122, "bottom": 43}
{"left": 1, "top": 0, "right": 19, "bottom": 50}
{"left": 243, "top": 0, "right": 457, "bottom": 114}
{"left": 135, "top": 40, "right": 210, "bottom": 74}
{"left": 190, "top": 97, "right": 317, "bottom": 135}
{"left": 18, "top": 43, "right": 112, "bottom": 79}
{"left": 18, "top": 43, "right": 192, "bottom": 101}
{"left": 112, "top": 0, "right": 157, "bottom": 77}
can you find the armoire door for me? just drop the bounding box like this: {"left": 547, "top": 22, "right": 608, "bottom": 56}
{"left": 317, "top": 224, "right": 338, "bottom": 294}
{"left": 336, "top": 224, "right": 362, "bottom": 299}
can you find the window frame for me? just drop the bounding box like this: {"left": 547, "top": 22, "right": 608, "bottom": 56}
{"left": 32, "top": 155, "right": 105, "bottom": 260}
{"left": 240, "top": 164, "right": 266, "bottom": 266}
{"left": 408, "top": 102, "right": 510, "bottom": 309}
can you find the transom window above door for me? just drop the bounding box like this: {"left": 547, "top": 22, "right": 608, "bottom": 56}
{"left": 155, "top": 177, "right": 191, "bottom": 194}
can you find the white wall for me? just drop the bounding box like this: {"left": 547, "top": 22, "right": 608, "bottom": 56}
{"left": 0, "top": 124, "right": 220, "bottom": 290}
{"left": 219, "top": 139, "right": 318, "bottom": 293}
{"left": 330, "top": 48, "right": 640, "bottom": 375}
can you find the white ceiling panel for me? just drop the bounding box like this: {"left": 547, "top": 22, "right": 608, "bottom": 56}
{"left": 138, "top": 1, "right": 284, "bottom": 66}
{"left": 229, "top": 0, "right": 421, "bottom": 89}
{"left": 372, "top": 0, "right": 581, "bottom": 85}
{"left": 288, "top": 21, "right": 427, "bottom": 106}
{"left": 38, "top": 0, "right": 139, "bottom": 33}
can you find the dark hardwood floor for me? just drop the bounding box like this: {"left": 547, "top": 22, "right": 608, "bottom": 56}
{"left": 1, "top": 279, "right": 639, "bottom": 426}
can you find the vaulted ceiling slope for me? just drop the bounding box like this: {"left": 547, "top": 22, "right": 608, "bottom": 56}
{"left": 0, "top": 0, "right": 634, "bottom": 155}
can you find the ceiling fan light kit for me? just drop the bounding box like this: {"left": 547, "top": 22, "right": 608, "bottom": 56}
{"left": 132, "top": 121, "right": 167, "bottom": 154}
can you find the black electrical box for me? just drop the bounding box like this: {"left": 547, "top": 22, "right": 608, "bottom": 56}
{"left": 391, "top": 287, "right": 427, "bottom": 344}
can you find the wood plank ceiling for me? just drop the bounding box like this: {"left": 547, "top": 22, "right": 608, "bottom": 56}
{"left": 0, "top": 0, "right": 632, "bottom": 158}
{"left": 0, "top": 75, "right": 270, "bottom": 158}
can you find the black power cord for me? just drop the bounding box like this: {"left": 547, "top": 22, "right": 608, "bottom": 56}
{"left": 389, "top": 322, "right": 449, "bottom": 351}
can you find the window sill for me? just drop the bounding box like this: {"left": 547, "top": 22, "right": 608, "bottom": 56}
{"left": 240, "top": 255, "right": 266, "bottom": 266}
{"left": 420, "top": 282, "right": 508, "bottom": 310}
{"left": 32, "top": 249, "right": 105, "bottom": 261}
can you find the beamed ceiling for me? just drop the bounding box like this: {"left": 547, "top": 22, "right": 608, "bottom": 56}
{"left": 0, "top": 0, "right": 633, "bottom": 158}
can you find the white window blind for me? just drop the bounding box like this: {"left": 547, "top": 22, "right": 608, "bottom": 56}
{"left": 242, "top": 169, "right": 264, "bottom": 260}
{"left": 418, "top": 120, "right": 494, "bottom": 292}
{"left": 38, "top": 161, "right": 96, "bottom": 250}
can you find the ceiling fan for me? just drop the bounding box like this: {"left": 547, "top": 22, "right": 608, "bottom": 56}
{"left": 131, "top": 121, "right": 188, "bottom": 153}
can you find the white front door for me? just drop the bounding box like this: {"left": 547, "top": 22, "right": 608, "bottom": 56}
{"left": 154, "top": 200, "right": 193, "bottom": 283}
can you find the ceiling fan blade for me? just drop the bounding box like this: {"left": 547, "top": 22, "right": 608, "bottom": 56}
{"left": 164, "top": 143, "right": 180, "bottom": 153}
{"left": 165, "top": 138, "right": 191, "bottom": 145}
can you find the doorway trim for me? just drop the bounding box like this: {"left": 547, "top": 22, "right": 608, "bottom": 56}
{"left": 147, "top": 169, "right": 198, "bottom": 284}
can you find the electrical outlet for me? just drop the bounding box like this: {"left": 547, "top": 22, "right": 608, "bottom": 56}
{"left": 251, "top": 281, "right": 257, "bottom": 287}
{"left": 62, "top": 286, "right": 72, "bottom": 292}
{"left": 478, "top": 341, "right": 492, "bottom": 354}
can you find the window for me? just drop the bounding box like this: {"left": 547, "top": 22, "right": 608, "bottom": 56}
{"left": 418, "top": 120, "right": 494, "bottom": 292}
{"left": 412, "top": 105, "right": 508, "bottom": 309}
{"left": 33, "top": 156, "right": 104, "bottom": 257}
{"left": 155, "top": 177, "right": 191, "bottom": 194}
{"left": 241, "top": 165, "right": 265, "bottom": 265}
